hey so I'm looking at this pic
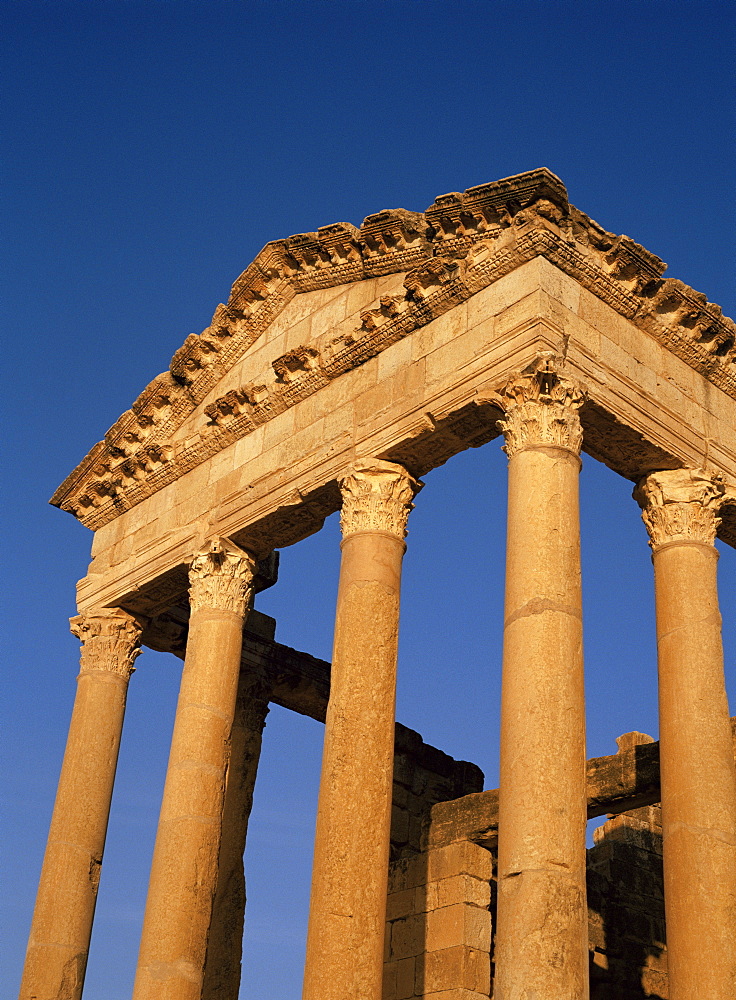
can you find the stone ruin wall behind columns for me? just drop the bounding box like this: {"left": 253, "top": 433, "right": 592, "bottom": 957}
{"left": 387, "top": 721, "right": 736, "bottom": 1000}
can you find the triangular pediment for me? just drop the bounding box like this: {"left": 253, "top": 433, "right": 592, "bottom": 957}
{"left": 51, "top": 168, "right": 736, "bottom": 530}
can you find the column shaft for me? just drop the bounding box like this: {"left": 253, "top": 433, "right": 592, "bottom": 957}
{"left": 302, "top": 460, "right": 420, "bottom": 1000}
{"left": 133, "top": 538, "right": 256, "bottom": 1000}
{"left": 638, "top": 470, "right": 736, "bottom": 999}
{"left": 201, "top": 668, "right": 270, "bottom": 1000}
{"left": 20, "top": 609, "right": 142, "bottom": 1000}
{"left": 494, "top": 358, "right": 589, "bottom": 1000}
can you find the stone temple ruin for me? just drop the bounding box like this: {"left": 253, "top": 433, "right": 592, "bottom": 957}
{"left": 21, "top": 169, "right": 736, "bottom": 1000}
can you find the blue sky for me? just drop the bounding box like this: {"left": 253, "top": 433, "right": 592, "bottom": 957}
{"left": 2, "top": 2, "right": 734, "bottom": 998}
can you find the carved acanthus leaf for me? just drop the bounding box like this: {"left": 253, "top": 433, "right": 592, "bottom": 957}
{"left": 339, "top": 459, "right": 423, "bottom": 540}
{"left": 188, "top": 537, "right": 258, "bottom": 617}
{"left": 70, "top": 608, "right": 144, "bottom": 680}
{"left": 495, "top": 354, "right": 586, "bottom": 456}
{"left": 272, "top": 346, "right": 321, "bottom": 383}
{"left": 634, "top": 468, "right": 725, "bottom": 548}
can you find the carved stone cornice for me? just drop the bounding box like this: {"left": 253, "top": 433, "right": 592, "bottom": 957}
{"left": 495, "top": 355, "right": 586, "bottom": 457}
{"left": 70, "top": 608, "right": 144, "bottom": 680}
{"left": 339, "top": 460, "right": 422, "bottom": 541}
{"left": 188, "top": 537, "right": 257, "bottom": 617}
{"left": 634, "top": 469, "right": 725, "bottom": 549}
{"left": 50, "top": 168, "right": 736, "bottom": 530}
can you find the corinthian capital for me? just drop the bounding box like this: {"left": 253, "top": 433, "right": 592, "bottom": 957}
{"left": 634, "top": 468, "right": 725, "bottom": 549}
{"left": 495, "top": 354, "right": 586, "bottom": 457}
{"left": 70, "top": 608, "right": 144, "bottom": 680}
{"left": 339, "top": 459, "right": 423, "bottom": 541}
{"left": 189, "top": 537, "right": 257, "bottom": 617}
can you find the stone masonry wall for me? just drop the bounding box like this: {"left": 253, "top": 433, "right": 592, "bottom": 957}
{"left": 390, "top": 725, "right": 484, "bottom": 862}
{"left": 384, "top": 802, "right": 665, "bottom": 1000}
{"left": 386, "top": 726, "right": 488, "bottom": 1000}
{"left": 588, "top": 806, "right": 667, "bottom": 1000}
{"left": 382, "top": 723, "right": 736, "bottom": 999}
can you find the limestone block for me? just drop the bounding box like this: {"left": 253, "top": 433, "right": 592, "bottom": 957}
{"left": 391, "top": 806, "right": 410, "bottom": 846}
{"left": 298, "top": 294, "right": 348, "bottom": 350}
{"left": 261, "top": 405, "right": 296, "bottom": 452}
{"left": 355, "top": 381, "right": 395, "bottom": 427}
{"left": 287, "top": 416, "right": 332, "bottom": 462}
{"left": 558, "top": 310, "right": 602, "bottom": 363}
{"left": 343, "top": 277, "right": 378, "bottom": 317}
{"left": 375, "top": 272, "right": 409, "bottom": 297}
{"left": 389, "top": 913, "right": 425, "bottom": 961}
{"left": 417, "top": 992, "right": 487, "bottom": 1000}
{"left": 425, "top": 842, "right": 492, "bottom": 883}
{"left": 378, "top": 335, "right": 413, "bottom": 383}
{"left": 473, "top": 259, "right": 541, "bottom": 318}
{"left": 206, "top": 442, "right": 238, "bottom": 485}
{"left": 411, "top": 304, "right": 468, "bottom": 362}
{"left": 394, "top": 957, "right": 417, "bottom": 1000}
{"left": 434, "top": 875, "right": 490, "bottom": 910}
{"left": 418, "top": 946, "right": 490, "bottom": 995}
{"left": 293, "top": 370, "right": 364, "bottom": 429}
{"left": 233, "top": 423, "right": 265, "bottom": 466}
{"left": 416, "top": 881, "right": 437, "bottom": 914}
{"left": 386, "top": 888, "right": 416, "bottom": 922}
{"left": 179, "top": 459, "right": 212, "bottom": 496}
{"left": 174, "top": 486, "right": 217, "bottom": 529}
{"left": 383, "top": 960, "right": 398, "bottom": 1000}
{"left": 489, "top": 288, "right": 548, "bottom": 339}
{"left": 407, "top": 815, "right": 424, "bottom": 850}
{"left": 279, "top": 285, "right": 346, "bottom": 333}
{"left": 424, "top": 331, "right": 487, "bottom": 388}
{"left": 535, "top": 256, "right": 582, "bottom": 314}
{"left": 392, "top": 785, "right": 409, "bottom": 810}
{"left": 425, "top": 904, "right": 491, "bottom": 953}
{"left": 577, "top": 284, "right": 630, "bottom": 336}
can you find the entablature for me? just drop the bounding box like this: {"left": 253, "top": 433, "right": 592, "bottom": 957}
{"left": 52, "top": 169, "right": 735, "bottom": 538}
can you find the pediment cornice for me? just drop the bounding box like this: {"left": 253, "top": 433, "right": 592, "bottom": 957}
{"left": 51, "top": 168, "right": 736, "bottom": 529}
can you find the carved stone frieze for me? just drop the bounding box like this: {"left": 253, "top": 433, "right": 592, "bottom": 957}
{"left": 495, "top": 354, "right": 586, "bottom": 457}
{"left": 339, "top": 459, "right": 422, "bottom": 541}
{"left": 282, "top": 224, "right": 364, "bottom": 291}
{"left": 359, "top": 208, "right": 432, "bottom": 276}
{"left": 634, "top": 468, "right": 726, "bottom": 548}
{"left": 50, "top": 168, "right": 735, "bottom": 529}
{"left": 188, "top": 537, "right": 258, "bottom": 617}
{"left": 70, "top": 608, "right": 144, "bottom": 680}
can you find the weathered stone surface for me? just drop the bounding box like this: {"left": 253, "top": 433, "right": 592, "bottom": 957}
{"left": 636, "top": 471, "right": 736, "bottom": 1000}
{"left": 51, "top": 170, "right": 736, "bottom": 540}
{"left": 132, "top": 541, "right": 257, "bottom": 1000}
{"left": 303, "top": 461, "right": 421, "bottom": 1000}
{"left": 427, "top": 721, "right": 736, "bottom": 851}
{"left": 385, "top": 726, "right": 736, "bottom": 999}
{"left": 20, "top": 610, "right": 143, "bottom": 1000}
{"left": 28, "top": 172, "right": 736, "bottom": 1000}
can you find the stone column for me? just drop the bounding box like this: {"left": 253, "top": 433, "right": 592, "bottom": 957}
{"left": 201, "top": 666, "right": 271, "bottom": 1000}
{"left": 132, "top": 537, "right": 257, "bottom": 1000}
{"left": 493, "top": 356, "right": 589, "bottom": 1000}
{"left": 302, "top": 459, "right": 422, "bottom": 1000}
{"left": 20, "top": 608, "right": 143, "bottom": 1000}
{"left": 635, "top": 469, "right": 736, "bottom": 1000}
